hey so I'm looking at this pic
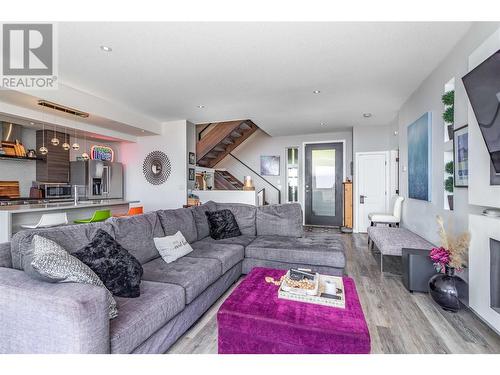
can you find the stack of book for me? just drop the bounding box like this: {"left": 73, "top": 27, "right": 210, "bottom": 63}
{"left": 278, "top": 269, "right": 345, "bottom": 309}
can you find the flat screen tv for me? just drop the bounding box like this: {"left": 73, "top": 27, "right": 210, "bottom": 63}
{"left": 462, "top": 49, "right": 500, "bottom": 174}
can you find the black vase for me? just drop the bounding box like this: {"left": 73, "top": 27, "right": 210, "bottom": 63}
{"left": 428, "top": 265, "right": 464, "bottom": 312}
{"left": 447, "top": 125, "right": 454, "bottom": 141}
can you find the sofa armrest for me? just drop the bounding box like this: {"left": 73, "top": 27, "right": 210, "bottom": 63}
{"left": 0, "top": 267, "right": 110, "bottom": 353}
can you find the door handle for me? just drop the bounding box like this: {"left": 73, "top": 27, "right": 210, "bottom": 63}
{"left": 360, "top": 195, "right": 366, "bottom": 204}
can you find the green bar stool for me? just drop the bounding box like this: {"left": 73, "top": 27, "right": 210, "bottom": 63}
{"left": 74, "top": 209, "right": 111, "bottom": 224}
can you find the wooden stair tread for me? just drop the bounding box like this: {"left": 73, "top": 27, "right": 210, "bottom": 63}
{"left": 196, "top": 119, "right": 258, "bottom": 168}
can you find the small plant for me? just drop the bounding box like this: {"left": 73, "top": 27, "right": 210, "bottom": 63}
{"left": 441, "top": 90, "right": 455, "bottom": 106}
{"left": 443, "top": 106, "right": 454, "bottom": 124}
{"left": 445, "top": 176, "right": 454, "bottom": 193}
{"left": 445, "top": 161, "right": 454, "bottom": 175}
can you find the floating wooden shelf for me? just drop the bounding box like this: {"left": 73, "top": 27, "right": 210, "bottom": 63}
{"left": 0, "top": 154, "right": 43, "bottom": 161}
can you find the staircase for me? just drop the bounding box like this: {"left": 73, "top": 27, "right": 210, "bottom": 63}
{"left": 214, "top": 170, "right": 244, "bottom": 190}
{"left": 196, "top": 119, "right": 258, "bottom": 168}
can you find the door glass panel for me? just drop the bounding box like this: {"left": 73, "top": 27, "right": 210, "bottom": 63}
{"left": 286, "top": 147, "right": 299, "bottom": 203}
{"left": 312, "top": 149, "right": 335, "bottom": 216}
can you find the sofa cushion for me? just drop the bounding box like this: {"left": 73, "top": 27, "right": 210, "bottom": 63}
{"left": 188, "top": 241, "right": 244, "bottom": 274}
{"left": 215, "top": 203, "right": 257, "bottom": 236}
{"left": 195, "top": 234, "right": 256, "bottom": 248}
{"left": 104, "top": 212, "right": 164, "bottom": 264}
{"left": 205, "top": 209, "right": 241, "bottom": 240}
{"left": 110, "top": 280, "right": 185, "bottom": 353}
{"left": 256, "top": 203, "right": 303, "bottom": 237}
{"left": 157, "top": 208, "right": 197, "bottom": 244}
{"left": 190, "top": 201, "right": 217, "bottom": 240}
{"left": 73, "top": 229, "right": 143, "bottom": 298}
{"left": 245, "top": 235, "right": 345, "bottom": 269}
{"left": 141, "top": 256, "right": 222, "bottom": 303}
{"left": 10, "top": 222, "right": 107, "bottom": 270}
{"left": 0, "top": 242, "right": 12, "bottom": 268}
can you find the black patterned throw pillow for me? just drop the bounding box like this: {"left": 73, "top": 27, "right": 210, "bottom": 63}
{"left": 73, "top": 229, "right": 143, "bottom": 298}
{"left": 205, "top": 209, "right": 242, "bottom": 240}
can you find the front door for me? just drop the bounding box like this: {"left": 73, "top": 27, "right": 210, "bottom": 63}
{"left": 304, "top": 142, "right": 343, "bottom": 226}
{"left": 356, "top": 152, "right": 388, "bottom": 232}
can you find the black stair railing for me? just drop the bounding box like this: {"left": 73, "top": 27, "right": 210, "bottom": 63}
{"left": 215, "top": 153, "right": 281, "bottom": 204}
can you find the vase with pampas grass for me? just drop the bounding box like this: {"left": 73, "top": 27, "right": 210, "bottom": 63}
{"left": 428, "top": 216, "right": 470, "bottom": 312}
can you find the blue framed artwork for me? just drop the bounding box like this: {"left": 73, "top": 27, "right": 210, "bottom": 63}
{"left": 453, "top": 125, "right": 468, "bottom": 187}
{"left": 407, "top": 112, "right": 432, "bottom": 201}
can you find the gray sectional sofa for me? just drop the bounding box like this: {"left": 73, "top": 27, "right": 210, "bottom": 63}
{"left": 0, "top": 201, "right": 345, "bottom": 354}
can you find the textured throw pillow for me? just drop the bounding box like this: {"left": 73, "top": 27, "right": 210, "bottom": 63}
{"left": 205, "top": 209, "right": 242, "bottom": 240}
{"left": 73, "top": 229, "right": 143, "bottom": 298}
{"left": 154, "top": 231, "right": 193, "bottom": 263}
{"left": 30, "top": 235, "right": 118, "bottom": 319}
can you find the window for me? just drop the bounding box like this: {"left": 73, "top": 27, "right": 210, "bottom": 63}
{"left": 286, "top": 147, "right": 299, "bottom": 202}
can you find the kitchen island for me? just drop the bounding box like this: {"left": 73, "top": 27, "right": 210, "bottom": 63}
{"left": 0, "top": 199, "right": 139, "bottom": 243}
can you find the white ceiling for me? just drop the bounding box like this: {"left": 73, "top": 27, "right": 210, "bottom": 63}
{"left": 53, "top": 22, "right": 472, "bottom": 136}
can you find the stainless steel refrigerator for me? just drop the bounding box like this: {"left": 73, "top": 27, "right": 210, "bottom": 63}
{"left": 70, "top": 160, "right": 123, "bottom": 200}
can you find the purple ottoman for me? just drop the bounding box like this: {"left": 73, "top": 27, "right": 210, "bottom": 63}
{"left": 217, "top": 267, "right": 370, "bottom": 354}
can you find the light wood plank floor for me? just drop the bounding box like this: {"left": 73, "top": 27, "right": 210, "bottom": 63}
{"left": 168, "top": 231, "right": 500, "bottom": 354}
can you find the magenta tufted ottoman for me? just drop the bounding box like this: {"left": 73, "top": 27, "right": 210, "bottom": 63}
{"left": 217, "top": 267, "right": 370, "bottom": 354}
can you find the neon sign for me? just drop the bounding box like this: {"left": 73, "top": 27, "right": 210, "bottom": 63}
{"left": 90, "top": 145, "right": 114, "bottom": 162}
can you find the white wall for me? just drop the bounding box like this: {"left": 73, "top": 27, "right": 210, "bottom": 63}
{"left": 353, "top": 123, "right": 397, "bottom": 154}
{"left": 121, "top": 120, "right": 188, "bottom": 212}
{"left": 186, "top": 121, "right": 196, "bottom": 191}
{"left": 0, "top": 127, "right": 36, "bottom": 196}
{"left": 397, "top": 22, "right": 500, "bottom": 245}
{"left": 217, "top": 128, "right": 353, "bottom": 207}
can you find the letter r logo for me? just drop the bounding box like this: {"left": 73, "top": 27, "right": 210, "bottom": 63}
{"left": 2, "top": 24, "right": 53, "bottom": 76}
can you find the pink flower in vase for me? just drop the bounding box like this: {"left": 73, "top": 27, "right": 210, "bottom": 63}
{"left": 429, "top": 247, "right": 450, "bottom": 271}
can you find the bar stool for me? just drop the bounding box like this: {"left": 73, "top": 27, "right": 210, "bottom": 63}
{"left": 74, "top": 209, "right": 111, "bottom": 224}
{"left": 113, "top": 206, "right": 144, "bottom": 218}
{"left": 21, "top": 212, "right": 68, "bottom": 229}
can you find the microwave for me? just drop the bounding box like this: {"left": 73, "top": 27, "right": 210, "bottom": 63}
{"left": 38, "top": 183, "right": 72, "bottom": 199}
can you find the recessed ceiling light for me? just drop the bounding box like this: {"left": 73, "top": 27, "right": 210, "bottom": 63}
{"left": 197, "top": 105, "right": 206, "bottom": 109}
{"left": 313, "top": 90, "right": 321, "bottom": 94}
{"left": 363, "top": 113, "right": 372, "bottom": 118}
{"left": 100, "top": 45, "right": 112, "bottom": 52}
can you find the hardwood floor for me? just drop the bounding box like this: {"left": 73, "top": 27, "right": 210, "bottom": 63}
{"left": 167, "top": 231, "right": 500, "bottom": 354}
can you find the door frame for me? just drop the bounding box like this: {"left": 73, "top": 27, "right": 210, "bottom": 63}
{"left": 302, "top": 140, "right": 346, "bottom": 225}
{"left": 354, "top": 151, "right": 390, "bottom": 233}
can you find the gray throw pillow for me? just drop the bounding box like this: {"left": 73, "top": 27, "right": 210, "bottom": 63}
{"left": 30, "top": 235, "right": 118, "bottom": 319}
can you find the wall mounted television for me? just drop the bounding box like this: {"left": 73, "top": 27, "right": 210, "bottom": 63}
{"left": 462, "top": 49, "right": 500, "bottom": 175}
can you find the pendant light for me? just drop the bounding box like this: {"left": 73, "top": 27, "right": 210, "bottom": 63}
{"left": 62, "top": 127, "right": 70, "bottom": 151}
{"left": 72, "top": 128, "right": 80, "bottom": 150}
{"left": 50, "top": 123, "right": 60, "bottom": 146}
{"left": 81, "top": 132, "right": 89, "bottom": 160}
{"left": 39, "top": 123, "right": 48, "bottom": 155}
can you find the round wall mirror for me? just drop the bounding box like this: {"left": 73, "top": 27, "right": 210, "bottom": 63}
{"left": 143, "top": 151, "right": 171, "bottom": 185}
{"left": 151, "top": 162, "right": 162, "bottom": 175}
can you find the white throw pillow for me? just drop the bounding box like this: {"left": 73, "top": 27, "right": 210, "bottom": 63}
{"left": 154, "top": 231, "right": 193, "bottom": 264}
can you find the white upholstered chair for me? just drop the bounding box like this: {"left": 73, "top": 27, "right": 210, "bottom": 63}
{"left": 21, "top": 212, "right": 68, "bottom": 229}
{"left": 368, "top": 195, "right": 404, "bottom": 227}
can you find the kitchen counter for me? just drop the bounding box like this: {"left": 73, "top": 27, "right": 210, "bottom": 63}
{"left": 0, "top": 199, "right": 139, "bottom": 243}
{"left": 0, "top": 199, "right": 138, "bottom": 213}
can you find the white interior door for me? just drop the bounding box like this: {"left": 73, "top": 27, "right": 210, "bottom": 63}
{"left": 356, "top": 152, "right": 388, "bottom": 233}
